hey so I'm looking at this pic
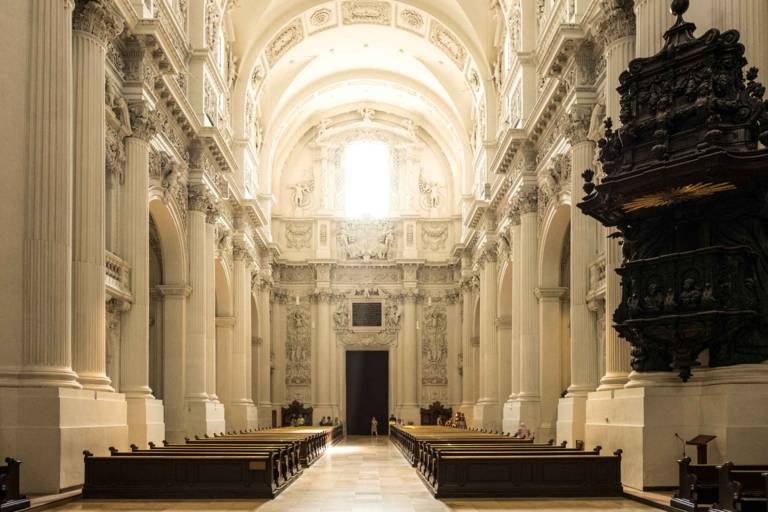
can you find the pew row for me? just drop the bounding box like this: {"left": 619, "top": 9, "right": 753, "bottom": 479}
{"left": 671, "top": 457, "right": 768, "bottom": 512}
{"left": 391, "top": 425, "right": 623, "bottom": 499}
{"left": 82, "top": 426, "right": 342, "bottom": 500}
{"left": 0, "top": 458, "right": 30, "bottom": 512}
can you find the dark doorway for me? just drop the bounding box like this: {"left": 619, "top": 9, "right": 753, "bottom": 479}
{"left": 345, "top": 350, "right": 389, "bottom": 435}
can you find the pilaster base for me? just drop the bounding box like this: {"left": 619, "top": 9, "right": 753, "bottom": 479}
{"left": 312, "top": 405, "right": 337, "bottom": 427}
{"left": 399, "top": 405, "right": 420, "bottom": 426}
{"left": 502, "top": 398, "right": 541, "bottom": 439}
{"left": 585, "top": 365, "right": 768, "bottom": 490}
{"left": 0, "top": 387, "right": 128, "bottom": 493}
{"left": 556, "top": 394, "right": 588, "bottom": 448}
{"left": 457, "top": 403, "right": 474, "bottom": 427}
{"left": 185, "top": 399, "right": 226, "bottom": 438}
{"left": 257, "top": 404, "right": 276, "bottom": 428}
{"left": 126, "top": 395, "right": 165, "bottom": 449}
{"left": 226, "top": 401, "right": 258, "bottom": 432}
{"left": 472, "top": 401, "right": 500, "bottom": 431}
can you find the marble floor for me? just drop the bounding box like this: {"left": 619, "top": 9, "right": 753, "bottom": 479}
{"left": 51, "top": 436, "right": 658, "bottom": 512}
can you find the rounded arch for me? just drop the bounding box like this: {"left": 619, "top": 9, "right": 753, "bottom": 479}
{"left": 538, "top": 200, "right": 571, "bottom": 288}
{"left": 215, "top": 259, "right": 233, "bottom": 317}
{"left": 149, "top": 196, "right": 188, "bottom": 285}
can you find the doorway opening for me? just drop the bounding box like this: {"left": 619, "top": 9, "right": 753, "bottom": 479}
{"left": 345, "top": 350, "right": 389, "bottom": 435}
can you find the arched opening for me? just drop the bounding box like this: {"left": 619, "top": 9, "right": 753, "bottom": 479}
{"left": 537, "top": 203, "right": 571, "bottom": 441}
{"left": 148, "top": 197, "right": 188, "bottom": 440}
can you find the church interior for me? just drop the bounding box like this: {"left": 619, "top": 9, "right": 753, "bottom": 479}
{"left": 1, "top": 0, "right": 768, "bottom": 510}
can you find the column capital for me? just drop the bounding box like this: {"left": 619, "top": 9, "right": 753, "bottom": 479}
{"left": 565, "top": 103, "right": 595, "bottom": 145}
{"left": 513, "top": 188, "right": 538, "bottom": 215}
{"left": 205, "top": 204, "right": 220, "bottom": 224}
{"left": 596, "top": 0, "right": 636, "bottom": 48}
{"left": 188, "top": 184, "right": 212, "bottom": 212}
{"left": 310, "top": 289, "right": 334, "bottom": 303}
{"left": 127, "top": 102, "right": 160, "bottom": 142}
{"left": 73, "top": 0, "right": 123, "bottom": 46}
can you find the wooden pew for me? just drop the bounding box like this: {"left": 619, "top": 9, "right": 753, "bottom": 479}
{"left": 0, "top": 458, "right": 29, "bottom": 512}
{"left": 391, "top": 425, "right": 623, "bottom": 499}
{"left": 672, "top": 457, "right": 768, "bottom": 512}
{"left": 709, "top": 462, "right": 768, "bottom": 512}
{"left": 83, "top": 426, "right": 341, "bottom": 500}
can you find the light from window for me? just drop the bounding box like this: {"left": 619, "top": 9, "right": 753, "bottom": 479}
{"left": 343, "top": 140, "right": 390, "bottom": 218}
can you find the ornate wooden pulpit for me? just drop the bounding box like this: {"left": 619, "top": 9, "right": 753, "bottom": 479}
{"left": 578, "top": 0, "right": 768, "bottom": 381}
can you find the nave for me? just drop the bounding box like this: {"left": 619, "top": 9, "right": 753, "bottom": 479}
{"left": 50, "top": 437, "right": 654, "bottom": 512}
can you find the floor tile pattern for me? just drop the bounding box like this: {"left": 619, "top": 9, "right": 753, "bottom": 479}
{"left": 52, "top": 436, "right": 657, "bottom": 511}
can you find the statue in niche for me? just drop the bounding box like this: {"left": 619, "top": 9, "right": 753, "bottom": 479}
{"left": 290, "top": 176, "right": 314, "bottom": 209}
{"left": 419, "top": 168, "right": 441, "bottom": 209}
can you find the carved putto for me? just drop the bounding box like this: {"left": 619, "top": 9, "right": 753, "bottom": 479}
{"left": 418, "top": 169, "right": 441, "bottom": 209}
{"left": 289, "top": 175, "right": 315, "bottom": 209}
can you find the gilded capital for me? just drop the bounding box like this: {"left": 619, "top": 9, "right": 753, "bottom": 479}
{"left": 73, "top": 0, "right": 123, "bottom": 46}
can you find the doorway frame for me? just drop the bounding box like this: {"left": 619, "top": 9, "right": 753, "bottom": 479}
{"left": 338, "top": 344, "right": 397, "bottom": 434}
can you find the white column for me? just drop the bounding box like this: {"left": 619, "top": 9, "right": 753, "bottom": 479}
{"left": 509, "top": 220, "right": 521, "bottom": 398}
{"left": 121, "top": 103, "right": 165, "bottom": 447}
{"left": 516, "top": 191, "right": 541, "bottom": 429}
{"left": 602, "top": 25, "right": 636, "bottom": 389}
{"left": 205, "top": 212, "right": 218, "bottom": 401}
{"left": 120, "top": 104, "right": 157, "bottom": 399}
{"left": 160, "top": 284, "right": 189, "bottom": 443}
{"left": 257, "top": 283, "right": 273, "bottom": 420}
{"left": 474, "top": 245, "right": 500, "bottom": 430}
{"left": 185, "top": 186, "right": 209, "bottom": 403}
{"left": 634, "top": 0, "right": 673, "bottom": 58}
{"left": 229, "top": 241, "right": 257, "bottom": 430}
{"left": 314, "top": 291, "right": 332, "bottom": 415}
{"left": 460, "top": 277, "right": 474, "bottom": 412}
{"left": 400, "top": 291, "right": 419, "bottom": 423}
{"left": 71, "top": 0, "right": 120, "bottom": 391}
{"left": 20, "top": 0, "right": 80, "bottom": 389}
{"left": 567, "top": 112, "right": 600, "bottom": 395}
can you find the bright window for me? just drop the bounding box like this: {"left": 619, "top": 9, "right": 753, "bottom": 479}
{"left": 343, "top": 140, "right": 390, "bottom": 218}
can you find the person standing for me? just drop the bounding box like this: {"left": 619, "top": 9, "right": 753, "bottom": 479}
{"left": 370, "top": 416, "right": 379, "bottom": 437}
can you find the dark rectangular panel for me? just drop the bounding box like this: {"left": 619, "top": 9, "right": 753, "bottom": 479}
{"left": 351, "top": 302, "right": 382, "bottom": 327}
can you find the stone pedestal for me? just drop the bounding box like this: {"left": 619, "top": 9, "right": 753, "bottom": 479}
{"left": 585, "top": 365, "right": 768, "bottom": 490}
{"left": 0, "top": 387, "right": 128, "bottom": 494}
{"left": 556, "top": 395, "right": 588, "bottom": 448}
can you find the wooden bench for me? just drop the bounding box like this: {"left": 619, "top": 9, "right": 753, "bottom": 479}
{"left": 82, "top": 426, "right": 341, "bottom": 500}
{"left": 709, "top": 462, "right": 768, "bottom": 512}
{"left": 0, "top": 458, "right": 29, "bottom": 512}
{"left": 391, "top": 425, "right": 623, "bottom": 499}
{"left": 672, "top": 457, "right": 768, "bottom": 512}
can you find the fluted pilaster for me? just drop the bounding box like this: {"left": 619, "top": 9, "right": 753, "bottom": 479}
{"left": 185, "top": 185, "right": 210, "bottom": 402}
{"left": 517, "top": 191, "right": 540, "bottom": 401}
{"left": 567, "top": 107, "right": 600, "bottom": 395}
{"left": 205, "top": 210, "right": 218, "bottom": 401}
{"left": 21, "top": 0, "right": 80, "bottom": 388}
{"left": 460, "top": 277, "right": 474, "bottom": 406}
{"left": 314, "top": 290, "right": 332, "bottom": 409}
{"left": 231, "top": 243, "right": 255, "bottom": 410}
{"left": 478, "top": 247, "right": 499, "bottom": 405}
{"left": 256, "top": 282, "right": 272, "bottom": 409}
{"left": 119, "top": 103, "right": 158, "bottom": 398}
{"left": 401, "top": 291, "right": 418, "bottom": 421}
{"left": 508, "top": 219, "right": 521, "bottom": 399}
{"left": 71, "top": 0, "right": 121, "bottom": 391}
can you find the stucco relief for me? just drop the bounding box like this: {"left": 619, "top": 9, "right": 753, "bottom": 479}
{"left": 341, "top": 1, "right": 391, "bottom": 25}
{"left": 420, "top": 223, "right": 449, "bottom": 251}
{"left": 429, "top": 22, "right": 467, "bottom": 69}
{"left": 285, "top": 305, "right": 311, "bottom": 385}
{"left": 285, "top": 222, "right": 313, "bottom": 250}
{"left": 337, "top": 220, "right": 396, "bottom": 261}
{"left": 277, "top": 265, "right": 315, "bottom": 283}
{"left": 266, "top": 18, "right": 304, "bottom": 66}
{"left": 397, "top": 6, "right": 425, "bottom": 34}
{"left": 417, "top": 265, "right": 453, "bottom": 283}
{"left": 422, "top": 306, "right": 448, "bottom": 385}
{"left": 330, "top": 265, "right": 402, "bottom": 283}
